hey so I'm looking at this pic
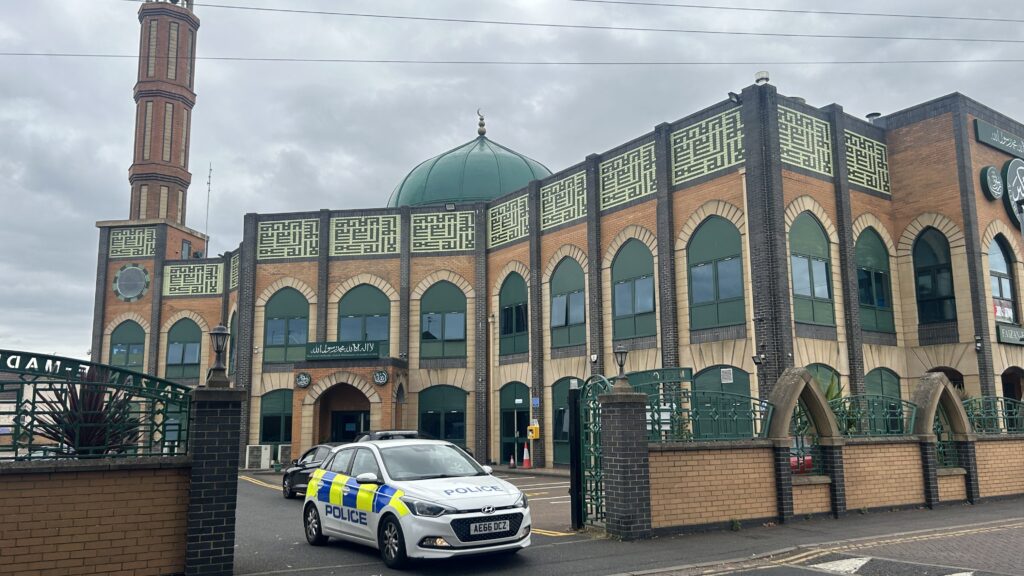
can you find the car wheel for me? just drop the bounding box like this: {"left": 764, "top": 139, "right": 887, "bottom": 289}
{"left": 282, "top": 478, "right": 296, "bottom": 499}
{"left": 378, "top": 515, "right": 408, "bottom": 569}
{"left": 304, "top": 504, "right": 328, "bottom": 546}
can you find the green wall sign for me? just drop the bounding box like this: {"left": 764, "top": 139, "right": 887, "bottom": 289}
{"left": 996, "top": 324, "right": 1024, "bottom": 346}
{"left": 1003, "top": 159, "right": 1024, "bottom": 225}
{"left": 976, "top": 119, "right": 1024, "bottom": 157}
{"left": 981, "top": 166, "right": 1004, "bottom": 200}
{"left": 305, "top": 341, "right": 381, "bottom": 360}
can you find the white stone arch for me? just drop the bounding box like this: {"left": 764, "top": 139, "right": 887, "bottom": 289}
{"left": 542, "top": 244, "right": 589, "bottom": 283}
{"left": 852, "top": 213, "right": 904, "bottom": 347}
{"left": 603, "top": 224, "right": 657, "bottom": 269}
{"left": 896, "top": 213, "right": 965, "bottom": 256}
{"left": 256, "top": 277, "right": 318, "bottom": 306}
{"left": 675, "top": 199, "right": 746, "bottom": 252}
{"left": 411, "top": 270, "right": 475, "bottom": 300}
{"left": 299, "top": 371, "right": 383, "bottom": 452}
{"left": 492, "top": 260, "right": 531, "bottom": 298}
{"left": 101, "top": 312, "right": 151, "bottom": 369}
{"left": 602, "top": 225, "right": 661, "bottom": 370}
{"left": 784, "top": 195, "right": 839, "bottom": 242}
{"left": 542, "top": 244, "right": 591, "bottom": 357}
{"left": 410, "top": 270, "right": 477, "bottom": 368}
{"left": 326, "top": 273, "right": 400, "bottom": 346}
{"left": 158, "top": 310, "right": 212, "bottom": 381}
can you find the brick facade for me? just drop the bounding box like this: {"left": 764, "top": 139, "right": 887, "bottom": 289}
{"left": 844, "top": 442, "right": 925, "bottom": 510}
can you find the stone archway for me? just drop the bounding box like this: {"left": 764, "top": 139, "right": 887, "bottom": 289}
{"left": 767, "top": 367, "right": 841, "bottom": 442}
{"left": 299, "top": 372, "right": 382, "bottom": 452}
{"left": 911, "top": 372, "right": 973, "bottom": 439}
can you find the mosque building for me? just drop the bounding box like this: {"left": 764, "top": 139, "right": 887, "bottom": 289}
{"left": 91, "top": 0, "right": 1024, "bottom": 467}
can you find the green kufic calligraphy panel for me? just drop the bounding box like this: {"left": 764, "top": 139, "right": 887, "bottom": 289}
{"left": 540, "top": 172, "right": 587, "bottom": 230}
{"left": 229, "top": 253, "right": 239, "bottom": 290}
{"left": 109, "top": 227, "right": 156, "bottom": 258}
{"left": 163, "top": 263, "right": 224, "bottom": 296}
{"left": 671, "top": 109, "right": 744, "bottom": 185}
{"left": 488, "top": 195, "right": 529, "bottom": 248}
{"left": 330, "top": 215, "right": 400, "bottom": 256}
{"left": 778, "top": 106, "right": 833, "bottom": 177}
{"left": 599, "top": 142, "right": 656, "bottom": 211}
{"left": 411, "top": 212, "right": 476, "bottom": 253}
{"left": 256, "top": 219, "right": 320, "bottom": 260}
{"left": 844, "top": 130, "right": 891, "bottom": 194}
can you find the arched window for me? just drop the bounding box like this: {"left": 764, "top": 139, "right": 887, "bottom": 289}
{"left": 260, "top": 389, "right": 293, "bottom": 445}
{"left": 339, "top": 284, "right": 390, "bottom": 356}
{"left": 550, "top": 259, "right": 586, "bottom": 348}
{"left": 806, "top": 363, "right": 840, "bottom": 398}
{"left": 228, "top": 312, "right": 237, "bottom": 374}
{"left": 418, "top": 385, "right": 467, "bottom": 446}
{"left": 612, "top": 239, "right": 656, "bottom": 340}
{"left": 264, "top": 288, "right": 309, "bottom": 363}
{"left": 688, "top": 217, "right": 744, "bottom": 330}
{"left": 989, "top": 237, "right": 1016, "bottom": 325}
{"left": 420, "top": 281, "right": 466, "bottom": 358}
{"left": 110, "top": 321, "right": 145, "bottom": 369}
{"left": 864, "top": 367, "right": 904, "bottom": 434}
{"left": 790, "top": 213, "right": 834, "bottom": 326}
{"left": 166, "top": 319, "right": 201, "bottom": 379}
{"left": 692, "top": 365, "right": 753, "bottom": 439}
{"left": 913, "top": 228, "right": 956, "bottom": 324}
{"left": 928, "top": 367, "right": 964, "bottom": 391}
{"left": 499, "top": 273, "right": 528, "bottom": 355}
{"left": 856, "top": 228, "right": 894, "bottom": 333}
{"left": 865, "top": 368, "right": 900, "bottom": 398}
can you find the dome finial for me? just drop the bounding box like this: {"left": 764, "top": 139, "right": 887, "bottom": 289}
{"left": 477, "top": 109, "right": 486, "bottom": 137}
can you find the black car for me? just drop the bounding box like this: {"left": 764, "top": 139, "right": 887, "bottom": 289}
{"left": 282, "top": 443, "right": 339, "bottom": 499}
{"left": 354, "top": 429, "right": 421, "bottom": 442}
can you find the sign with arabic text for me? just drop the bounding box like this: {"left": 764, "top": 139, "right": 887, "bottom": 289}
{"left": 305, "top": 341, "right": 381, "bottom": 361}
{"left": 976, "top": 119, "right": 1024, "bottom": 157}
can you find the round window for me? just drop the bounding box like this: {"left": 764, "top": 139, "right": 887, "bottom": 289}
{"left": 113, "top": 265, "right": 150, "bottom": 302}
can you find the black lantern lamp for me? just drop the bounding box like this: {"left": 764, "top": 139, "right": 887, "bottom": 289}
{"left": 612, "top": 344, "right": 631, "bottom": 392}
{"left": 206, "top": 325, "right": 230, "bottom": 388}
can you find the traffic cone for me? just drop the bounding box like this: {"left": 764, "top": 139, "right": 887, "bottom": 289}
{"left": 509, "top": 453, "right": 516, "bottom": 469}
{"left": 522, "top": 443, "right": 532, "bottom": 469}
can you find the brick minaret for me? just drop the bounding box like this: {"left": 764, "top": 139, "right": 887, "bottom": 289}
{"left": 128, "top": 0, "right": 199, "bottom": 225}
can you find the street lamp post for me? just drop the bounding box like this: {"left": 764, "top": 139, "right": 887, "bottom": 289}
{"left": 612, "top": 344, "right": 631, "bottom": 392}
{"left": 206, "top": 325, "right": 230, "bottom": 388}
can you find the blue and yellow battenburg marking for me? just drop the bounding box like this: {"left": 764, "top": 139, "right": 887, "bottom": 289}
{"left": 306, "top": 469, "right": 410, "bottom": 516}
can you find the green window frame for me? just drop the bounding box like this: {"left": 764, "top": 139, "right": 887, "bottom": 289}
{"left": 110, "top": 321, "right": 145, "bottom": 369}
{"left": 165, "top": 319, "right": 201, "bottom": 379}
{"left": 855, "top": 228, "right": 894, "bottom": 333}
{"left": 499, "top": 273, "right": 528, "bottom": 356}
{"left": 420, "top": 281, "right": 467, "bottom": 359}
{"left": 418, "top": 385, "right": 467, "bottom": 446}
{"left": 259, "top": 389, "right": 293, "bottom": 445}
{"left": 790, "top": 212, "right": 835, "bottom": 326}
{"left": 989, "top": 237, "right": 1017, "bottom": 325}
{"left": 612, "top": 239, "right": 656, "bottom": 340}
{"left": 263, "top": 287, "right": 309, "bottom": 363}
{"left": 692, "top": 365, "right": 753, "bottom": 439}
{"left": 550, "top": 259, "right": 586, "bottom": 348}
{"left": 228, "top": 312, "right": 237, "bottom": 375}
{"left": 806, "top": 363, "right": 841, "bottom": 397}
{"left": 688, "top": 216, "right": 745, "bottom": 330}
{"left": 339, "top": 284, "right": 391, "bottom": 356}
{"left": 913, "top": 228, "right": 956, "bottom": 325}
{"left": 865, "top": 368, "right": 901, "bottom": 398}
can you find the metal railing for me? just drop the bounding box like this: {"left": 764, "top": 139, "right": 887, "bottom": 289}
{"left": 790, "top": 402, "right": 823, "bottom": 475}
{"left": 636, "top": 383, "right": 774, "bottom": 442}
{"left": 963, "top": 397, "right": 1024, "bottom": 435}
{"left": 829, "top": 395, "right": 917, "bottom": 437}
{"left": 0, "top": 350, "right": 191, "bottom": 461}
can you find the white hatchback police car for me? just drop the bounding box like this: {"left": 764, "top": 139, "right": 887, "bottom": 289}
{"left": 302, "top": 439, "right": 531, "bottom": 568}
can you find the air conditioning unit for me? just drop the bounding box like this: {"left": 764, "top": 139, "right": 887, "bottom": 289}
{"left": 277, "top": 444, "right": 292, "bottom": 465}
{"left": 246, "top": 444, "right": 271, "bottom": 469}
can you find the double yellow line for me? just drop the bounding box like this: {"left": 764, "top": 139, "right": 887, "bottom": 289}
{"left": 240, "top": 475, "right": 280, "bottom": 490}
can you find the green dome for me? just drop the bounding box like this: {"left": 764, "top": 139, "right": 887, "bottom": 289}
{"left": 388, "top": 133, "right": 551, "bottom": 208}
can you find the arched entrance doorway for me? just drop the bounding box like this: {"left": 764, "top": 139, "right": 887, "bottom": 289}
{"left": 316, "top": 382, "right": 370, "bottom": 443}
{"left": 418, "top": 385, "right": 467, "bottom": 446}
{"left": 1002, "top": 367, "right": 1023, "bottom": 400}
{"left": 500, "top": 382, "right": 530, "bottom": 465}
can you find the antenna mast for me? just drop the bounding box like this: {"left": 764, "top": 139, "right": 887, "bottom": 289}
{"left": 204, "top": 162, "right": 212, "bottom": 240}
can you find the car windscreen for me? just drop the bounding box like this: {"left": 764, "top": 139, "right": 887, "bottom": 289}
{"left": 379, "top": 444, "right": 484, "bottom": 481}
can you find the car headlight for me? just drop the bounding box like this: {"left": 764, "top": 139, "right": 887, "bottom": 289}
{"left": 514, "top": 491, "right": 529, "bottom": 509}
{"left": 400, "top": 497, "right": 456, "bottom": 517}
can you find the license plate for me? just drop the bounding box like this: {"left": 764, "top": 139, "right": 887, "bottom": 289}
{"left": 470, "top": 520, "right": 509, "bottom": 535}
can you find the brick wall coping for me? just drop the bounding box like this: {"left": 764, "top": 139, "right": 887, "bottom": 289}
{"left": 648, "top": 439, "right": 773, "bottom": 452}
{"left": 792, "top": 474, "right": 831, "bottom": 486}
{"left": 842, "top": 435, "right": 922, "bottom": 447}
{"left": 973, "top": 434, "right": 1024, "bottom": 443}
{"left": 0, "top": 455, "right": 191, "bottom": 476}
{"left": 598, "top": 391, "right": 648, "bottom": 405}
{"left": 937, "top": 467, "right": 966, "bottom": 477}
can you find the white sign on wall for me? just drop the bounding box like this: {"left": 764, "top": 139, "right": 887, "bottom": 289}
{"left": 721, "top": 368, "right": 734, "bottom": 384}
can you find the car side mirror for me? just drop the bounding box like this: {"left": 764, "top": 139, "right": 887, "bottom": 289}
{"left": 482, "top": 465, "right": 493, "bottom": 475}
{"left": 356, "top": 472, "right": 381, "bottom": 485}
{"left": 291, "top": 459, "right": 298, "bottom": 466}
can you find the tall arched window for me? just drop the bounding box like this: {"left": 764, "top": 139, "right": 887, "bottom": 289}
{"left": 339, "top": 284, "right": 390, "bottom": 356}
{"left": 166, "top": 319, "right": 201, "bottom": 379}
{"left": 612, "top": 239, "right": 655, "bottom": 340}
{"left": 865, "top": 368, "right": 900, "bottom": 398}
{"left": 499, "top": 273, "right": 528, "bottom": 355}
{"left": 260, "top": 389, "right": 293, "bottom": 445}
{"left": 688, "top": 216, "right": 744, "bottom": 330}
{"left": 856, "top": 228, "right": 894, "bottom": 333}
{"left": 806, "top": 363, "right": 840, "bottom": 397}
{"left": 790, "top": 212, "right": 834, "bottom": 326}
{"left": 420, "top": 281, "right": 466, "bottom": 358}
{"left": 989, "top": 237, "right": 1016, "bottom": 325}
{"left": 550, "top": 259, "right": 586, "bottom": 348}
{"left": 110, "top": 321, "right": 145, "bottom": 369}
{"left": 228, "top": 312, "right": 237, "bottom": 374}
{"left": 264, "top": 288, "right": 309, "bottom": 363}
{"left": 692, "top": 365, "right": 753, "bottom": 438}
{"left": 418, "top": 385, "right": 467, "bottom": 446}
{"left": 914, "top": 228, "right": 956, "bottom": 324}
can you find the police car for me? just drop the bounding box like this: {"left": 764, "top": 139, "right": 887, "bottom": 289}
{"left": 302, "top": 439, "right": 531, "bottom": 568}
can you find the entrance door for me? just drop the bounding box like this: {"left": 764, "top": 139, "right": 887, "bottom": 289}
{"left": 692, "top": 366, "right": 752, "bottom": 439}
{"left": 500, "top": 382, "right": 530, "bottom": 465}
{"left": 330, "top": 411, "right": 369, "bottom": 442}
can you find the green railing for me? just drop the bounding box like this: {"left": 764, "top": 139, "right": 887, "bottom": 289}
{"left": 580, "top": 374, "right": 612, "bottom": 526}
{"left": 829, "top": 395, "right": 917, "bottom": 437}
{"left": 791, "top": 402, "right": 823, "bottom": 475}
{"left": 0, "top": 350, "right": 191, "bottom": 461}
{"left": 963, "top": 397, "right": 1024, "bottom": 435}
{"left": 933, "top": 409, "right": 958, "bottom": 468}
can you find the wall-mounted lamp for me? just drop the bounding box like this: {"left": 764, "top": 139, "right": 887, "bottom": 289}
{"left": 728, "top": 91, "right": 742, "bottom": 105}
{"left": 445, "top": 203, "right": 457, "bottom": 211}
{"left": 751, "top": 354, "right": 766, "bottom": 366}
{"left": 975, "top": 335, "right": 983, "bottom": 352}
{"left": 590, "top": 354, "right": 598, "bottom": 363}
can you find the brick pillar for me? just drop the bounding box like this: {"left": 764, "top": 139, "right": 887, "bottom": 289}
{"left": 818, "top": 443, "right": 846, "bottom": 517}
{"left": 919, "top": 441, "right": 940, "bottom": 509}
{"left": 772, "top": 442, "right": 794, "bottom": 523}
{"left": 955, "top": 440, "right": 981, "bottom": 503}
{"left": 599, "top": 390, "right": 651, "bottom": 540}
{"left": 187, "top": 387, "right": 245, "bottom": 576}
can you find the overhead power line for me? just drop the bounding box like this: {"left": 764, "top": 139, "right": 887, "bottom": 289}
{"left": 2, "top": 52, "right": 1022, "bottom": 66}
{"left": 115, "top": 1, "right": 1024, "bottom": 45}
{"left": 568, "top": 0, "right": 1024, "bottom": 25}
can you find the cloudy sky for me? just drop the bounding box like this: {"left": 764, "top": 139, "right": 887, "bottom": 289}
{"left": 1, "top": 0, "right": 1022, "bottom": 360}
